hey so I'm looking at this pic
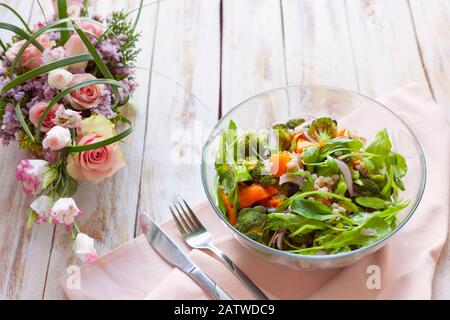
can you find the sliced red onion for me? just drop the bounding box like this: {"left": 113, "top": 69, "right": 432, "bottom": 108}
{"left": 279, "top": 173, "right": 305, "bottom": 187}
{"left": 336, "top": 159, "right": 354, "bottom": 197}
{"left": 276, "top": 229, "right": 285, "bottom": 250}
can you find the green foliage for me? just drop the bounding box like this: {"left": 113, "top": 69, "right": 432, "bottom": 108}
{"left": 235, "top": 206, "right": 268, "bottom": 243}
{"left": 355, "top": 197, "right": 388, "bottom": 210}
{"left": 290, "top": 198, "right": 338, "bottom": 221}
{"left": 103, "top": 10, "right": 141, "bottom": 78}
{"left": 272, "top": 123, "right": 291, "bottom": 151}
{"left": 353, "top": 178, "right": 381, "bottom": 197}
{"left": 307, "top": 117, "right": 337, "bottom": 142}
{"left": 286, "top": 118, "right": 305, "bottom": 129}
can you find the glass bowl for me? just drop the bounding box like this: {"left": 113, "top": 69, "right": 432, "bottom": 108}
{"left": 201, "top": 85, "right": 426, "bottom": 269}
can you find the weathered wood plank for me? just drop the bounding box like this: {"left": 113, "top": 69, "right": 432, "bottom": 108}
{"left": 0, "top": 0, "right": 56, "bottom": 300}
{"left": 42, "top": 0, "right": 158, "bottom": 299}
{"left": 345, "top": 0, "right": 429, "bottom": 96}
{"left": 282, "top": 0, "right": 358, "bottom": 90}
{"left": 408, "top": 0, "right": 450, "bottom": 300}
{"left": 138, "top": 0, "right": 221, "bottom": 224}
{"left": 221, "top": 0, "right": 287, "bottom": 113}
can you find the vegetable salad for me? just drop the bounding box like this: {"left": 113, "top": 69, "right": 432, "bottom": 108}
{"left": 215, "top": 117, "right": 409, "bottom": 255}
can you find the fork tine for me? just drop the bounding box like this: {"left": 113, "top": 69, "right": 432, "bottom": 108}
{"left": 182, "top": 199, "right": 204, "bottom": 230}
{"left": 177, "top": 200, "right": 198, "bottom": 230}
{"left": 169, "top": 206, "right": 187, "bottom": 235}
{"left": 174, "top": 203, "right": 194, "bottom": 232}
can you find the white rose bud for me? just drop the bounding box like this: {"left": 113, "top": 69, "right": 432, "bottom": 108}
{"left": 73, "top": 233, "right": 98, "bottom": 264}
{"left": 30, "top": 195, "right": 54, "bottom": 224}
{"left": 42, "top": 126, "right": 71, "bottom": 151}
{"left": 49, "top": 198, "right": 82, "bottom": 226}
{"left": 48, "top": 68, "right": 73, "bottom": 90}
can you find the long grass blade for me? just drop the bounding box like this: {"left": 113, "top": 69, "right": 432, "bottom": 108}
{"left": 14, "top": 103, "right": 34, "bottom": 142}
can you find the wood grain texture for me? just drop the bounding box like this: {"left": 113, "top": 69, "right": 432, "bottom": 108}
{"left": 282, "top": 0, "right": 358, "bottom": 90}
{"left": 408, "top": 0, "right": 450, "bottom": 300}
{"left": 0, "top": 0, "right": 449, "bottom": 299}
{"left": 221, "top": 0, "right": 287, "bottom": 113}
{"left": 345, "top": 0, "right": 429, "bottom": 96}
{"left": 41, "top": 0, "right": 158, "bottom": 299}
{"left": 138, "top": 0, "right": 221, "bottom": 224}
{"left": 0, "top": 0, "right": 56, "bottom": 300}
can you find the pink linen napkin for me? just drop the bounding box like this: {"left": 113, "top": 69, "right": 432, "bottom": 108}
{"left": 61, "top": 84, "right": 450, "bottom": 300}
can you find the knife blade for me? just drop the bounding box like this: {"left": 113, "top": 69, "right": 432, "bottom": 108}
{"left": 140, "top": 213, "right": 232, "bottom": 300}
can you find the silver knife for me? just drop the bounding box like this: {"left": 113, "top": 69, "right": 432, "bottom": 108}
{"left": 140, "top": 213, "right": 233, "bottom": 300}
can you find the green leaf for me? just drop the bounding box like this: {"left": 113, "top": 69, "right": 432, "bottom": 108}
{"left": 35, "top": 78, "right": 128, "bottom": 140}
{"left": 14, "top": 103, "right": 34, "bottom": 142}
{"left": 56, "top": 0, "right": 70, "bottom": 44}
{"left": 355, "top": 197, "right": 388, "bottom": 209}
{"left": 335, "top": 174, "right": 348, "bottom": 196}
{"left": 72, "top": 22, "right": 120, "bottom": 106}
{"left": 0, "top": 3, "right": 32, "bottom": 33}
{"left": 1, "top": 54, "right": 93, "bottom": 95}
{"left": 12, "top": 24, "right": 99, "bottom": 72}
{"left": 42, "top": 167, "right": 59, "bottom": 190}
{"left": 65, "top": 125, "right": 133, "bottom": 152}
{"left": 26, "top": 209, "right": 37, "bottom": 229}
{"left": 290, "top": 199, "right": 338, "bottom": 221}
{"left": 301, "top": 145, "right": 319, "bottom": 173}
{"left": 365, "top": 129, "right": 392, "bottom": 170}
{"left": 316, "top": 156, "right": 339, "bottom": 176}
{"left": 0, "top": 22, "right": 43, "bottom": 50}
{"left": 266, "top": 212, "right": 327, "bottom": 236}
{"left": 290, "top": 191, "right": 359, "bottom": 213}
{"left": 55, "top": 171, "right": 79, "bottom": 198}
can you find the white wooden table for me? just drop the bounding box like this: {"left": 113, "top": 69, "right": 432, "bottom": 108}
{"left": 0, "top": 0, "right": 449, "bottom": 300}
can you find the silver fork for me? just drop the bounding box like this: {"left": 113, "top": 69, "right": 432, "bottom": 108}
{"left": 170, "top": 200, "right": 269, "bottom": 300}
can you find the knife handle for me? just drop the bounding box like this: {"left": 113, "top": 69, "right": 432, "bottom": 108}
{"left": 189, "top": 266, "right": 233, "bottom": 300}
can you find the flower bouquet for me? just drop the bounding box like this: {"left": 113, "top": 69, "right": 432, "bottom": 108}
{"left": 0, "top": 0, "right": 143, "bottom": 263}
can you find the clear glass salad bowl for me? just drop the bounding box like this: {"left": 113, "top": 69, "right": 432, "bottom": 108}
{"left": 201, "top": 86, "right": 426, "bottom": 269}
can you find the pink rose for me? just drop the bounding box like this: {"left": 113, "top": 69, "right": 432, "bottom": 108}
{"left": 49, "top": 198, "right": 82, "bottom": 226}
{"left": 67, "top": 133, "right": 125, "bottom": 184}
{"left": 79, "top": 21, "right": 106, "bottom": 38}
{"left": 5, "top": 35, "right": 50, "bottom": 70}
{"left": 16, "top": 159, "right": 49, "bottom": 195}
{"left": 64, "top": 35, "right": 89, "bottom": 71}
{"left": 52, "top": 0, "right": 82, "bottom": 17}
{"left": 29, "top": 102, "right": 61, "bottom": 132}
{"left": 42, "top": 126, "right": 71, "bottom": 151}
{"left": 43, "top": 46, "right": 67, "bottom": 65}
{"left": 65, "top": 74, "right": 104, "bottom": 110}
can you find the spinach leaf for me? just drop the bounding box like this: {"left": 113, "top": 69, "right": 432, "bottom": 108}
{"left": 290, "top": 199, "right": 338, "bottom": 221}
{"left": 355, "top": 197, "right": 388, "bottom": 209}
{"left": 320, "top": 216, "right": 392, "bottom": 248}
{"left": 365, "top": 129, "right": 392, "bottom": 170}
{"left": 316, "top": 156, "right": 339, "bottom": 176}
{"left": 301, "top": 145, "right": 320, "bottom": 173}
{"left": 267, "top": 213, "right": 327, "bottom": 237}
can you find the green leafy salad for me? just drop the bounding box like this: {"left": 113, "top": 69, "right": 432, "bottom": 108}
{"left": 214, "top": 117, "right": 409, "bottom": 255}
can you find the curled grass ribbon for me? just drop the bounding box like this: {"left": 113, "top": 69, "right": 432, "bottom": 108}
{"left": 0, "top": 22, "right": 44, "bottom": 51}
{"left": 1, "top": 54, "right": 93, "bottom": 95}
{"left": 35, "top": 78, "right": 130, "bottom": 141}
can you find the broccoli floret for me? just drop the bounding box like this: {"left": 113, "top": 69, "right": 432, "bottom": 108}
{"left": 286, "top": 118, "right": 305, "bottom": 130}
{"left": 239, "top": 132, "right": 267, "bottom": 159}
{"left": 249, "top": 161, "right": 278, "bottom": 186}
{"left": 259, "top": 175, "right": 278, "bottom": 187}
{"left": 307, "top": 117, "right": 338, "bottom": 142}
{"left": 353, "top": 178, "right": 381, "bottom": 197}
{"left": 272, "top": 123, "right": 291, "bottom": 151}
{"left": 235, "top": 206, "right": 268, "bottom": 243}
